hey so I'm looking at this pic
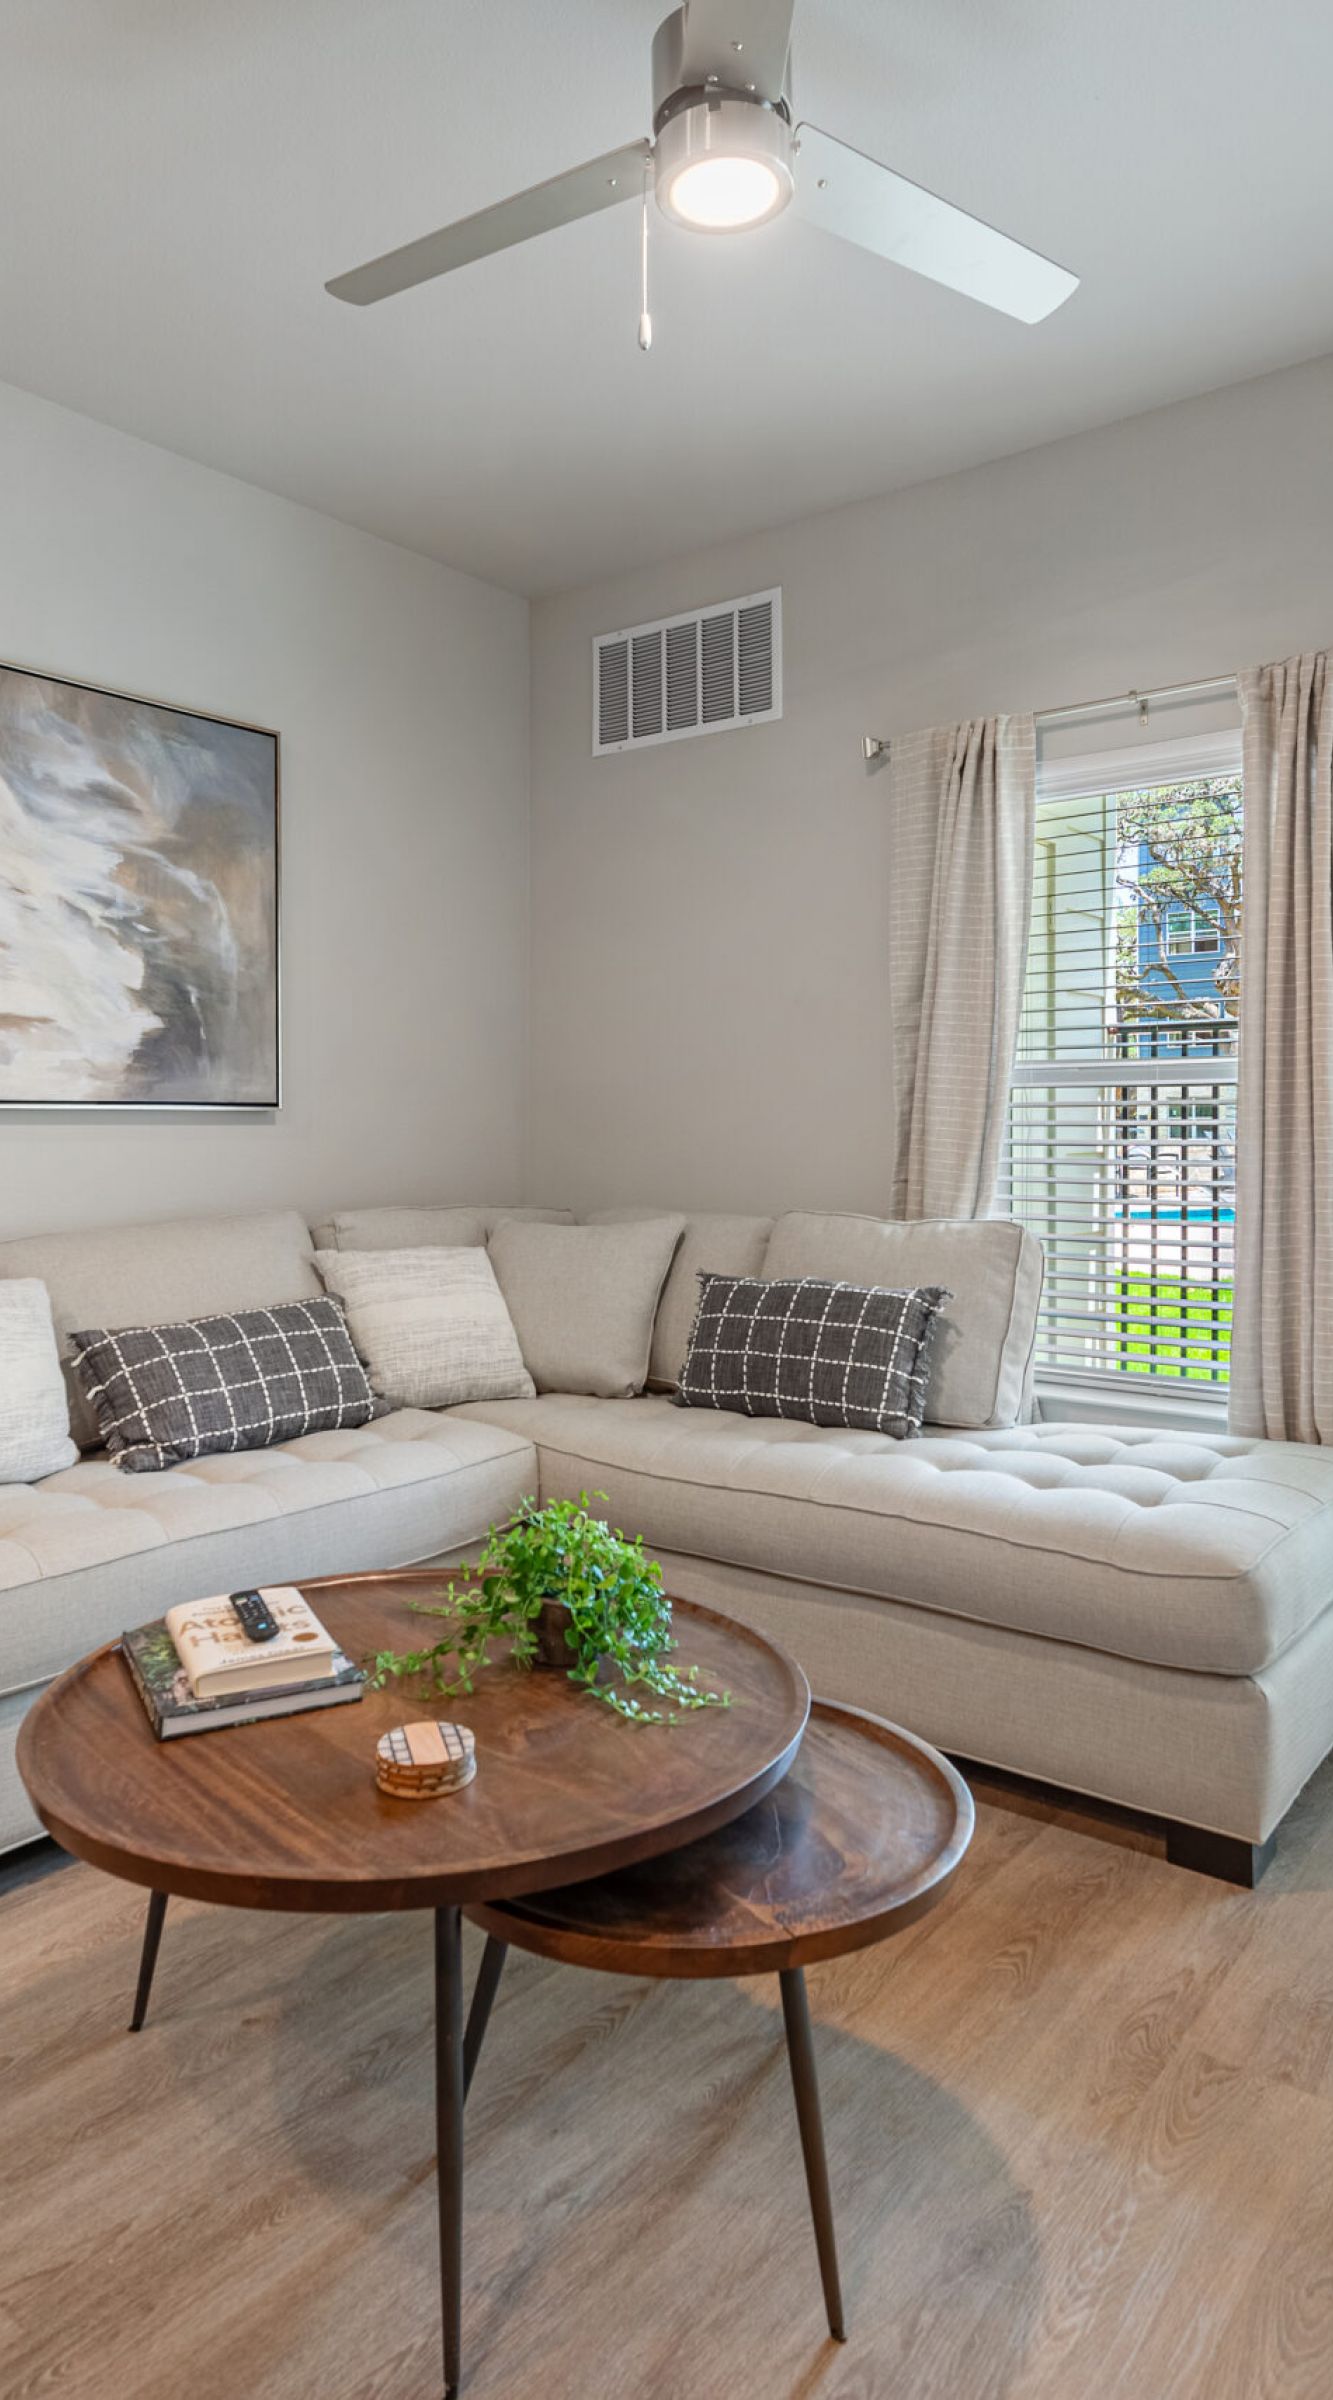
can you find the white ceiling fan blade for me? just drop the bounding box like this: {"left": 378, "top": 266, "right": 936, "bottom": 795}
{"left": 326, "top": 140, "right": 652, "bottom": 305}
{"left": 677, "top": 0, "right": 797, "bottom": 103}
{"left": 792, "top": 124, "right": 1078, "bottom": 324}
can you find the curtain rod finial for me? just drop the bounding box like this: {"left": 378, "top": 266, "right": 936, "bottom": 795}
{"left": 863, "top": 734, "right": 887, "bottom": 764}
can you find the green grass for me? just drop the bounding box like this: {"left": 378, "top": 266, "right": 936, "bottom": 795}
{"left": 1112, "top": 1277, "right": 1233, "bottom": 1382}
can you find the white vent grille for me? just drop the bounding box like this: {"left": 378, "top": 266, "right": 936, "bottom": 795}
{"left": 593, "top": 588, "right": 782, "bottom": 755}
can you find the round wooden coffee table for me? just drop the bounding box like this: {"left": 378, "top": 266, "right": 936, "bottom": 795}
{"left": 466, "top": 1699, "right": 974, "bottom": 2344}
{"left": 16, "top": 1570, "right": 809, "bottom": 2400}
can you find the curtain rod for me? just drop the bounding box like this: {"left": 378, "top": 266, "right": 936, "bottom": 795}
{"left": 862, "top": 672, "right": 1237, "bottom": 763}
{"left": 1036, "top": 671, "right": 1237, "bottom": 729}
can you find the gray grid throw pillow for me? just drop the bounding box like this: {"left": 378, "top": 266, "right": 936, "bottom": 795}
{"left": 70, "top": 1296, "right": 386, "bottom": 1473}
{"left": 675, "top": 1273, "right": 951, "bottom": 1439}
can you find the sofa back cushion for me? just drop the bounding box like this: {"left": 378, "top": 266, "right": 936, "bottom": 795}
{"left": 489, "top": 1216, "right": 685, "bottom": 1398}
{"left": 0, "top": 1208, "right": 321, "bottom": 1449}
{"left": 584, "top": 1209, "right": 774, "bottom": 1390}
{"left": 311, "top": 1203, "right": 573, "bottom": 1252}
{"left": 761, "top": 1212, "right": 1042, "bottom": 1430}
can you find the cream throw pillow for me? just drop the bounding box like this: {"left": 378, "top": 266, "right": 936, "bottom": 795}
{"left": 0, "top": 1281, "right": 78, "bottom": 1481}
{"left": 487, "top": 1216, "right": 685, "bottom": 1397}
{"left": 313, "top": 1246, "right": 534, "bottom": 1409}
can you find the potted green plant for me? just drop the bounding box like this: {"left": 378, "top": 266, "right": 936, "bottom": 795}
{"left": 370, "top": 1493, "right": 730, "bottom": 1724}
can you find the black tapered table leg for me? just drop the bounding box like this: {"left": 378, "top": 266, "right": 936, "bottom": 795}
{"left": 463, "top": 1935, "right": 508, "bottom": 2101}
{"left": 779, "top": 1966, "right": 847, "bottom": 2341}
{"left": 128, "top": 1890, "right": 168, "bottom": 2032}
{"left": 435, "top": 1906, "right": 466, "bottom": 2400}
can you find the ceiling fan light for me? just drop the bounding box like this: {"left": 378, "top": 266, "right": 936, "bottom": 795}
{"left": 655, "top": 95, "right": 794, "bottom": 233}
{"left": 665, "top": 155, "right": 784, "bottom": 230}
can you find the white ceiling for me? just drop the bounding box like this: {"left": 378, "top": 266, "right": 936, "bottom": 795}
{"left": 3, "top": 0, "right": 1333, "bottom": 596}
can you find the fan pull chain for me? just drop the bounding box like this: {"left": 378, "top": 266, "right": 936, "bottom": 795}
{"left": 638, "top": 166, "right": 653, "bottom": 351}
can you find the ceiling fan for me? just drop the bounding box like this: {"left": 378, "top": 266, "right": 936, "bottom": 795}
{"left": 326, "top": 1, "right": 1077, "bottom": 330}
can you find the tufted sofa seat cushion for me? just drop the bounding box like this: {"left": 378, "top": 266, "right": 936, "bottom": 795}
{"left": 0, "top": 1412, "right": 535, "bottom": 1695}
{"left": 450, "top": 1394, "right": 1333, "bottom": 1678}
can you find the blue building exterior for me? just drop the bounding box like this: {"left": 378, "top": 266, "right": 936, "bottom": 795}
{"left": 1135, "top": 881, "right": 1225, "bottom": 1010}
{"left": 1132, "top": 832, "right": 1232, "bottom": 1051}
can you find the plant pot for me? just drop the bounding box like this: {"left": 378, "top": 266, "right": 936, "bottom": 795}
{"left": 531, "top": 1597, "right": 611, "bottom": 1685}
{"left": 532, "top": 1597, "right": 575, "bottom": 1669}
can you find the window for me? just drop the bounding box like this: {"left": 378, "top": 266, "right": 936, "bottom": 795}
{"left": 1000, "top": 721, "right": 1243, "bottom": 1397}
{"left": 1165, "top": 906, "right": 1221, "bottom": 956}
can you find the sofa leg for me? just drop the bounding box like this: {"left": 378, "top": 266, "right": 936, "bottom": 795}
{"left": 1164, "top": 1824, "right": 1276, "bottom": 1887}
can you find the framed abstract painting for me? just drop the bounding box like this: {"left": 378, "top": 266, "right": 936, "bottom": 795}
{"left": 0, "top": 661, "right": 279, "bottom": 1107}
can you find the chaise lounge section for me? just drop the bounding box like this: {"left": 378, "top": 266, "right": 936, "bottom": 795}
{"left": 455, "top": 1393, "right": 1333, "bottom": 1882}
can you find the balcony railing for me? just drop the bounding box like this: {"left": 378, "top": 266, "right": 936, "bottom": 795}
{"left": 1111, "top": 1011, "right": 1237, "bottom": 1064}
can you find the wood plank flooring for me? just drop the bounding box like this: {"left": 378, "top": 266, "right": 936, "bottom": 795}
{"left": 4, "top": 1763, "right": 1333, "bottom": 2400}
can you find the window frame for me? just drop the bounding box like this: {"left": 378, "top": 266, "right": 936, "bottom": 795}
{"left": 1164, "top": 904, "right": 1222, "bottom": 957}
{"left": 1011, "top": 710, "right": 1243, "bottom": 1421}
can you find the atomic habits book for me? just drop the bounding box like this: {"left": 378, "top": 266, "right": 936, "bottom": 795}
{"left": 164, "top": 1586, "right": 338, "bottom": 1699}
{"left": 121, "top": 1617, "right": 364, "bottom": 1741}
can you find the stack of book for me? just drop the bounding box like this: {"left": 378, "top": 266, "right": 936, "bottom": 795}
{"left": 122, "top": 1585, "right": 364, "bottom": 1740}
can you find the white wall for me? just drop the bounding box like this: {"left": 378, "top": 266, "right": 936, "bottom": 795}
{"left": 7, "top": 350, "right": 1331, "bottom": 1242}
{"left": 529, "top": 352, "right": 1333, "bottom": 1215}
{"left": 0, "top": 380, "right": 530, "bottom": 1240}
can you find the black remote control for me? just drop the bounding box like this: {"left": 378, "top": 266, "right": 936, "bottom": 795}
{"left": 229, "top": 1589, "right": 280, "bottom": 1643}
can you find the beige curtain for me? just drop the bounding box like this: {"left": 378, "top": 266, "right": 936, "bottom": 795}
{"left": 1230, "top": 652, "right": 1333, "bottom": 1441}
{"left": 888, "top": 713, "right": 1035, "bottom": 1220}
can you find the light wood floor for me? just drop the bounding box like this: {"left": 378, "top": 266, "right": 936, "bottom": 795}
{"left": 5, "top": 1764, "right": 1333, "bottom": 2400}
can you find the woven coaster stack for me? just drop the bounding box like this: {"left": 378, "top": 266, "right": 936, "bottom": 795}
{"left": 376, "top": 1719, "right": 477, "bottom": 1800}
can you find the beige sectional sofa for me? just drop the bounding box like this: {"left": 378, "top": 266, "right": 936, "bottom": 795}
{"left": 5, "top": 1196, "right": 1333, "bottom": 1887}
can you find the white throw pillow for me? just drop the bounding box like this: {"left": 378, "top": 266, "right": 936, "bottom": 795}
{"left": 313, "top": 1246, "right": 534, "bottom": 1409}
{"left": 0, "top": 1281, "right": 78, "bottom": 1481}
{"left": 487, "top": 1217, "right": 685, "bottom": 1397}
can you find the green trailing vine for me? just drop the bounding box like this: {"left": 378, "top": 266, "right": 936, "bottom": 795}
{"left": 369, "top": 1493, "right": 731, "bottom": 1724}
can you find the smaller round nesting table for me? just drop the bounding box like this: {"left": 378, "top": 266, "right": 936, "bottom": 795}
{"left": 465, "top": 1698, "right": 974, "bottom": 2343}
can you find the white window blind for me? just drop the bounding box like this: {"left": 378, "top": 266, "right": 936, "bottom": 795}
{"left": 999, "top": 713, "right": 1243, "bottom": 1397}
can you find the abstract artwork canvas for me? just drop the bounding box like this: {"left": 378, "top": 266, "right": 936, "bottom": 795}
{"left": 0, "top": 663, "right": 278, "bottom": 1106}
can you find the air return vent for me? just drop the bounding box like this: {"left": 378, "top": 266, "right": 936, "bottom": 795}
{"left": 593, "top": 588, "right": 782, "bottom": 756}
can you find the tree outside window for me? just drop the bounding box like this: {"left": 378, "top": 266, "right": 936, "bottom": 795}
{"left": 1114, "top": 778, "right": 1242, "bottom": 1030}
